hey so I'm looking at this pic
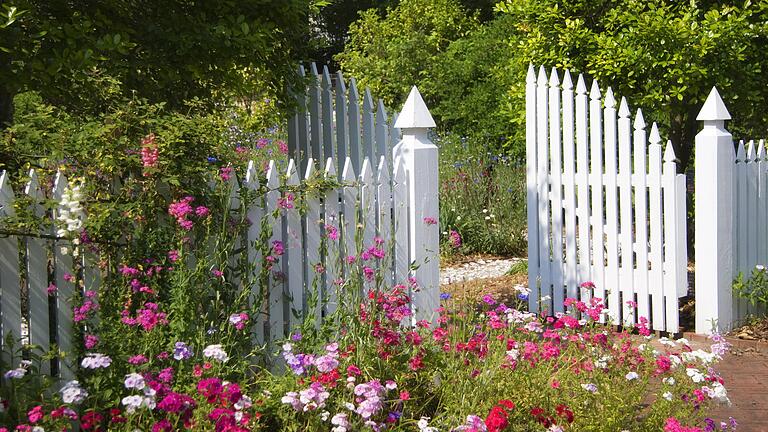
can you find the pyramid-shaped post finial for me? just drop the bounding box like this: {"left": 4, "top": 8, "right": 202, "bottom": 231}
{"left": 697, "top": 87, "right": 731, "bottom": 122}
{"left": 394, "top": 86, "right": 436, "bottom": 129}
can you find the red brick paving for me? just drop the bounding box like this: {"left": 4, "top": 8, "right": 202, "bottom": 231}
{"left": 708, "top": 351, "right": 768, "bottom": 432}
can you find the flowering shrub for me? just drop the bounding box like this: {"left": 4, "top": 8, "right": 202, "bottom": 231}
{"left": 0, "top": 125, "right": 736, "bottom": 431}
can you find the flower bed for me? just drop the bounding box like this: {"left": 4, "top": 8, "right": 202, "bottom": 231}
{"left": 3, "top": 287, "right": 735, "bottom": 431}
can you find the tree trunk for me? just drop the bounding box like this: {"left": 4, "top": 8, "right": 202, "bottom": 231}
{"left": 668, "top": 104, "right": 700, "bottom": 174}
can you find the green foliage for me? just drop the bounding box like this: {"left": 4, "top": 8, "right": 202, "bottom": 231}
{"left": 0, "top": 0, "right": 312, "bottom": 126}
{"left": 733, "top": 265, "right": 768, "bottom": 314}
{"left": 336, "top": 0, "right": 480, "bottom": 109}
{"left": 495, "top": 0, "right": 768, "bottom": 170}
{"left": 438, "top": 133, "right": 527, "bottom": 257}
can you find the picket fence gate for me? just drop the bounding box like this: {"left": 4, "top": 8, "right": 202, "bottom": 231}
{"left": 525, "top": 65, "right": 688, "bottom": 333}
{"left": 0, "top": 83, "right": 439, "bottom": 379}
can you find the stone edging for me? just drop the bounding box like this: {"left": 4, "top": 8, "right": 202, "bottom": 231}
{"left": 683, "top": 332, "right": 768, "bottom": 352}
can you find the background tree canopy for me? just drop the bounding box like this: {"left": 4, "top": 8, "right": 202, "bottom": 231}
{"left": 338, "top": 0, "right": 768, "bottom": 171}
{"left": 0, "top": 1, "right": 312, "bottom": 127}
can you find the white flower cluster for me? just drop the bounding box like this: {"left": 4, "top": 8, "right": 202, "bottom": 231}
{"left": 61, "top": 380, "right": 88, "bottom": 404}
{"left": 203, "top": 344, "right": 229, "bottom": 362}
{"left": 56, "top": 182, "right": 85, "bottom": 256}
{"left": 703, "top": 382, "right": 731, "bottom": 406}
{"left": 681, "top": 349, "right": 720, "bottom": 365}
{"left": 122, "top": 387, "right": 157, "bottom": 414}
{"left": 81, "top": 353, "right": 112, "bottom": 369}
{"left": 418, "top": 416, "right": 439, "bottom": 432}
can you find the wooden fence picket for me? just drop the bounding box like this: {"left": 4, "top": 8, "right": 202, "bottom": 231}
{"left": 618, "top": 97, "right": 634, "bottom": 325}
{"left": 321, "top": 67, "right": 335, "bottom": 161}
{"left": 663, "top": 143, "right": 683, "bottom": 333}
{"left": 588, "top": 80, "right": 605, "bottom": 308}
{"left": 348, "top": 79, "right": 362, "bottom": 174}
{"left": 648, "top": 125, "right": 665, "bottom": 330}
{"left": 297, "top": 66, "right": 310, "bottom": 167}
{"left": 52, "top": 172, "right": 75, "bottom": 379}
{"left": 525, "top": 66, "right": 540, "bottom": 303}
{"left": 323, "top": 159, "right": 341, "bottom": 315}
{"left": 25, "top": 171, "right": 50, "bottom": 375}
{"left": 360, "top": 158, "right": 376, "bottom": 251}
{"left": 0, "top": 171, "right": 21, "bottom": 370}
{"left": 376, "top": 156, "right": 393, "bottom": 285}
{"left": 633, "top": 109, "right": 649, "bottom": 323}
{"left": 736, "top": 141, "right": 748, "bottom": 318}
{"left": 335, "top": 72, "right": 349, "bottom": 178}
{"left": 362, "top": 89, "right": 375, "bottom": 165}
{"left": 303, "top": 160, "right": 323, "bottom": 328}
{"left": 574, "top": 75, "right": 591, "bottom": 302}
{"left": 308, "top": 63, "right": 322, "bottom": 166}
{"left": 393, "top": 158, "right": 409, "bottom": 286}
{"left": 244, "top": 161, "right": 265, "bottom": 345}
{"left": 265, "top": 162, "right": 284, "bottom": 342}
{"left": 548, "top": 69, "right": 564, "bottom": 313}
{"left": 561, "top": 70, "right": 578, "bottom": 303}
{"left": 341, "top": 159, "right": 358, "bottom": 281}
{"left": 284, "top": 160, "right": 304, "bottom": 329}
{"left": 603, "top": 88, "right": 620, "bottom": 324}
{"left": 376, "top": 100, "right": 389, "bottom": 166}
{"left": 535, "top": 66, "right": 550, "bottom": 314}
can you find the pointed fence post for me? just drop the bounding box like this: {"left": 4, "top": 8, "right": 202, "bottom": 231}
{"left": 695, "top": 87, "right": 735, "bottom": 334}
{"left": 392, "top": 87, "right": 439, "bottom": 323}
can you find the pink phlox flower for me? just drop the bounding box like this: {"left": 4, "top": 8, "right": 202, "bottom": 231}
{"left": 219, "top": 166, "right": 233, "bottom": 182}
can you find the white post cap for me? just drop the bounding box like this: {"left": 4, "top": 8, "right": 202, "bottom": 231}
{"left": 697, "top": 87, "right": 731, "bottom": 122}
{"left": 394, "top": 86, "right": 436, "bottom": 129}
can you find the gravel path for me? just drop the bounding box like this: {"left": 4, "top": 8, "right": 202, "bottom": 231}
{"left": 440, "top": 258, "right": 523, "bottom": 285}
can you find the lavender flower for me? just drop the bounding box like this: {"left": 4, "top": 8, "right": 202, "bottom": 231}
{"left": 4, "top": 368, "right": 26, "bottom": 379}
{"left": 581, "top": 383, "right": 598, "bottom": 393}
{"left": 173, "top": 341, "right": 194, "bottom": 360}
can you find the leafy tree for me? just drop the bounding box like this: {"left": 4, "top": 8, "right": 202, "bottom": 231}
{"left": 308, "top": 0, "right": 397, "bottom": 68}
{"left": 0, "top": 1, "right": 312, "bottom": 127}
{"left": 336, "top": 0, "right": 480, "bottom": 109}
{"left": 496, "top": 0, "right": 768, "bottom": 171}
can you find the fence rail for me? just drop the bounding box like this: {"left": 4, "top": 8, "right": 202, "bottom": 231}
{"left": 526, "top": 65, "right": 688, "bottom": 333}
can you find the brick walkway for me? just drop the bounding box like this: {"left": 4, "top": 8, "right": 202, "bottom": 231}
{"left": 708, "top": 350, "right": 768, "bottom": 432}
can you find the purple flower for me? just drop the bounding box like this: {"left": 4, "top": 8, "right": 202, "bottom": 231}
{"left": 440, "top": 292, "right": 451, "bottom": 300}
{"left": 291, "top": 332, "right": 302, "bottom": 341}
{"left": 482, "top": 294, "right": 496, "bottom": 306}
{"left": 4, "top": 368, "right": 26, "bottom": 379}
{"left": 173, "top": 342, "right": 194, "bottom": 360}
{"left": 314, "top": 354, "right": 339, "bottom": 373}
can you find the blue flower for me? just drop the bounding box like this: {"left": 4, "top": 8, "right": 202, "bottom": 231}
{"left": 207, "top": 156, "right": 218, "bottom": 163}
{"left": 517, "top": 293, "right": 529, "bottom": 301}
{"left": 440, "top": 292, "right": 451, "bottom": 300}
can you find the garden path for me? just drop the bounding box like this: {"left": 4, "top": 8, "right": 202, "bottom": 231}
{"left": 439, "top": 258, "right": 768, "bottom": 432}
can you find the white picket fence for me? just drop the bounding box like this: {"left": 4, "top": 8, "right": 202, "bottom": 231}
{"left": 525, "top": 65, "right": 688, "bottom": 332}
{"left": 0, "top": 87, "right": 439, "bottom": 378}
{"left": 288, "top": 63, "right": 401, "bottom": 179}
{"left": 694, "top": 89, "right": 768, "bottom": 333}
